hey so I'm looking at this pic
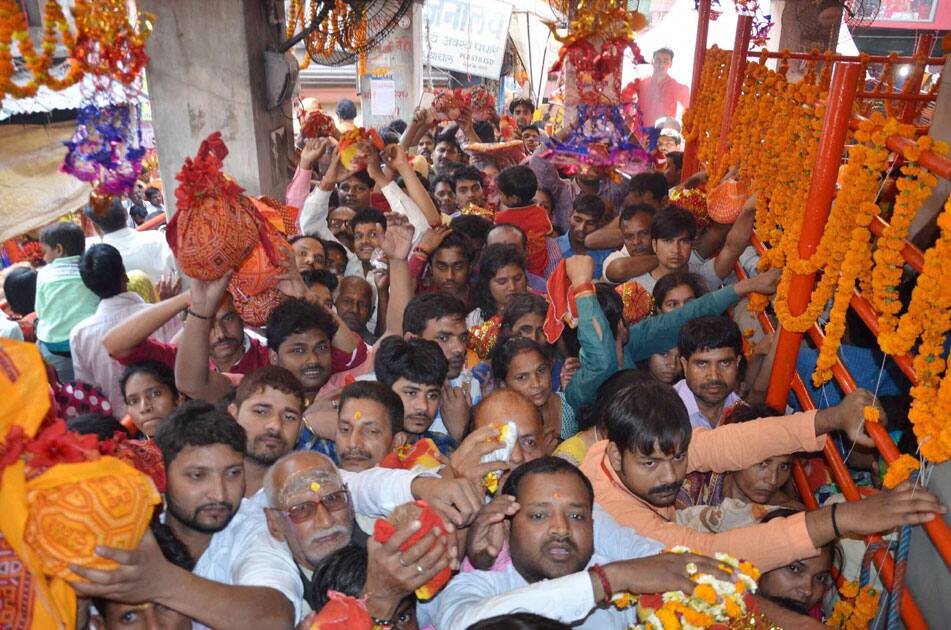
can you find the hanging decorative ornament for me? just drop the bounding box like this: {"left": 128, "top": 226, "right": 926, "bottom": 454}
{"left": 542, "top": 104, "right": 651, "bottom": 180}
{"left": 61, "top": 103, "right": 146, "bottom": 195}
{"left": 71, "top": 0, "right": 153, "bottom": 86}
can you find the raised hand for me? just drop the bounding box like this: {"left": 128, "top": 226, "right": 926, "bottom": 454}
{"left": 188, "top": 272, "right": 232, "bottom": 318}
{"left": 155, "top": 272, "right": 182, "bottom": 301}
{"left": 69, "top": 527, "right": 176, "bottom": 604}
{"left": 603, "top": 552, "right": 734, "bottom": 598}
{"left": 364, "top": 515, "right": 453, "bottom": 620}
{"left": 565, "top": 255, "right": 595, "bottom": 287}
{"left": 465, "top": 494, "right": 520, "bottom": 570}
{"left": 447, "top": 424, "right": 510, "bottom": 482}
{"left": 836, "top": 480, "right": 946, "bottom": 537}
{"left": 275, "top": 245, "right": 307, "bottom": 299}
{"left": 382, "top": 143, "right": 411, "bottom": 173}
{"left": 560, "top": 357, "right": 581, "bottom": 391}
{"left": 440, "top": 382, "right": 472, "bottom": 446}
{"left": 411, "top": 476, "right": 483, "bottom": 529}
{"left": 299, "top": 137, "right": 331, "bottom": 171}
{"left": 736, "top": 267, "right": 781, "bottom": 297}
{"left": 415, "top": 226, "right": 451, "bottom": 256}
{"left": 380, "top": 213, "right": 415, "bottom": 262}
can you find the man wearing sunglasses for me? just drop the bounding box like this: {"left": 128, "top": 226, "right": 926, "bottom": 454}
{"left": 264, "top": 450, "right": 459, "bottom": 620}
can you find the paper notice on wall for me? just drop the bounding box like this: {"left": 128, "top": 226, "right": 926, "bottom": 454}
{"left": 371, "top": 79, "right": 397, "bottom": 117}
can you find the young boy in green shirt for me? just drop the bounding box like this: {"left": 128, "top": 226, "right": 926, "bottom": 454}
{"left": 35, "top": 221, "right": 100, "bottom": 381}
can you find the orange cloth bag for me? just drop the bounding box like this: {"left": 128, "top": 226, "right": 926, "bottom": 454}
{"left": 166, "top": 132, "right": 260, "bottom": 280}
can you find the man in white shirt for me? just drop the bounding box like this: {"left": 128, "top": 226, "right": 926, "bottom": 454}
{"left": 435, "top": 456, "right": 728, "bottom": 629}
{"left": 71, "top": 401, "right": 299, "bottom": 629}
{"left": 675, "top": 315, "right": 744, "bottom": 429}
{"left": 71, "top": 244, "right": 180, "bottom": 415}
{"left": 73, "top": 399, "right": 479, "bottom": 628}
{"left": 84, "top": 196, "right": 177, "bottom": 284}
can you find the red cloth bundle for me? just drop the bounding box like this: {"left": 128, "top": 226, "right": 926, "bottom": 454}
{"left": 305, "top": 591, "right": 372, "bottom": 629}
{"left": 299, "top": 109, "right": 338, "bottom": 140}
{"left": 373, "top": 501, "right": 452, "bottom": 600}
{"left": 543, "top": 260, "right": 577, "bottom": 344}
{"left": 166, "top": 132, "right": 260, "bottom": 280}
{"left": 432, "top": 88, "right": 467, "bottom": 122}
{"left": 227, "top": 196, "right": 296, "bottom": 326}
{"left": 467, "top": 85, "right": 497, "bottom": 121}
{"left": 380, "top": 439, "right": 447, "bottom": 472}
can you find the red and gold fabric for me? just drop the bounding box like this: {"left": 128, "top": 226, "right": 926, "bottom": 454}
{"left": 166, "top": 132, "right": 260, "bottom": 280}
{"left": 380, "top": 439, "right": 447, "bottom": 473}
{"left": 24, "top": 458, "right": 161, "bottom": 581}
{"left": 467, "top": 315, "right": 502, "bottom": 361}
{"left": 615, "top": 281, "right": 653, "bottom": 325}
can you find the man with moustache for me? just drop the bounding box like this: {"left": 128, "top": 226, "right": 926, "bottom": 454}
{"left": 675, "top": 316, "right": 744, "bottom": 429}
{"left": 335, "top": 276, "right": 377, "bottom": 343}
{"left": 227, "top": 365, "right": 306, "bottom": 497}
{"left": 581, "top": 379, "right": 948, "bottom": 572}
{"left": 72, "top": 401, "right": 301, "bottom": 628}
{"left": 460, "top": 390, "right": 662, "bottom": 576}
{"left": 435, "top": 457, "right": 721, "bottom": 629}
{"left": 334, "top": 380, "right": 404, "bottom": 472}
{"left": 262, "top": 451, "right": 457, "bottom": 618}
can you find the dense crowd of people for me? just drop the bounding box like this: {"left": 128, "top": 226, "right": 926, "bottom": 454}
{"left": 1, "top": 49, "right": 946, "bottom": 630}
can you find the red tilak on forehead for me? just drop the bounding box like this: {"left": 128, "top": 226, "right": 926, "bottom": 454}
{"left": 553, "top": 491, "right": 563, "bottom": 500}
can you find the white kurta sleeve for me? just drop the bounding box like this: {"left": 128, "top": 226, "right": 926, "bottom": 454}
{"left": 434, "top": 570, "right": 598, "bottom": 630}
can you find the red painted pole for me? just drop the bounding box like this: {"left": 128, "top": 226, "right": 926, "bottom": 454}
{"left": 900, "top": 33, "right": 934, "bottom": 123}
{"left": 715, "top": 15, "right": 752, "bottom": 162}
{"left": 681, "top": 0, "right": 712, "bottom": 179}
{"left": 765, "top": 62, "right": 862, "bottom": 411}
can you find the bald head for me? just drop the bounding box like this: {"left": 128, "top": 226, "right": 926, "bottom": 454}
{"left": 473, "top": 390, "right": 544, "bottom": 468}
{"left": 264, "top": 450, "right": 341, "bottom": 509}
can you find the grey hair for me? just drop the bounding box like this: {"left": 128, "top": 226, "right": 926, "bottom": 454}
{"left": 263, "top": 451, "right": 341, "bottom": 508}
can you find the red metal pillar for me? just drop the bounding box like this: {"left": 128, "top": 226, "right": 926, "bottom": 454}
{"left": 765, "top": 62, "right": 862, "bottom": 410}
{"left": 681, "top": 0, "right": 712, "bottom": 179}
{"left": 900, "top": 33, "right": 934, "bottom": 123}
{"left": 715, "top": 15, "right": 753, "bottom": 161}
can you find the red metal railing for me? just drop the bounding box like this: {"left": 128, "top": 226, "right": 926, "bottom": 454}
{"left": 690, "top": 18, "right": 951, "bottom": 626}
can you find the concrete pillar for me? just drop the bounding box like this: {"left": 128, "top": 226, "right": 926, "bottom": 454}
{"left": 908, "top": 53, "right": 951, "bottom": 247}
{"left": 140, "top": 0, "right": 294, "bottom": 216}
{"left": 358, "top": 4, "right": 423, "bottom": 130}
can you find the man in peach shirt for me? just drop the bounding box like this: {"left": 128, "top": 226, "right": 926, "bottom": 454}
{"left": 580, "top": 380, "right": 946, "bottom": 572}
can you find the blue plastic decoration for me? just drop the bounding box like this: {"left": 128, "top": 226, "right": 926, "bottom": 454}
{"left": 542, "top": 104, "right": 652, "bottom": 179}
{"left": 61, "top": 102, "right": 146, "bottom": 195}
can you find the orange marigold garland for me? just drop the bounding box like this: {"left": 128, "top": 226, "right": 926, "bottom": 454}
{"left": 682, "top": 47, "right": 732, "bottom": 180}
{"left": 0, "top": 0, "right": 80, "bottom": 99}
{"left": 883, "top": 453, "right": 921, "bottom": 489}
{"left": 903, "top": 201, "right": 951, "bottom": 463}
{"left": 615, "top": 546, "right": 761, "bottom": 629}
{"left": 827, "top": 582, "right": 880, "bottom": 629}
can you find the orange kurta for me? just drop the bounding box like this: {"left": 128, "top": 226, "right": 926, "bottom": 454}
{"left": 580, "top": 410, "right": 825, "bottom": 571}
